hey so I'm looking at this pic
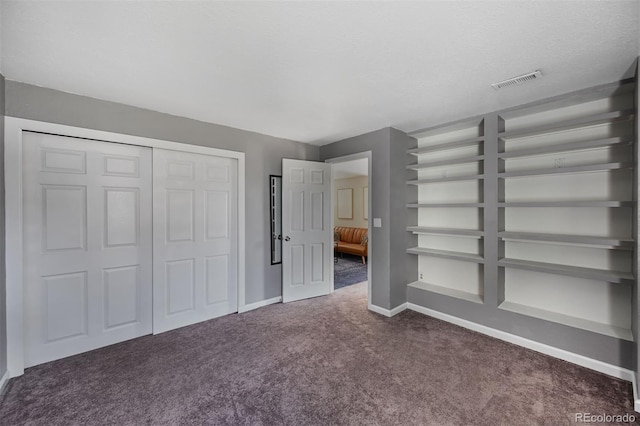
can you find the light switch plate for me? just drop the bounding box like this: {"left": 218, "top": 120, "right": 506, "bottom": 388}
{"left": 373, "top": 218, "right": 382, "bottom": 228}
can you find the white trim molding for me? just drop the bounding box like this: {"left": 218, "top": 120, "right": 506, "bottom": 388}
{"left": 238, "top": 296, "right": 282, "bottom": 314}
{"left": 368, "top": 303, "right": 407, "bottom": 318}
{"left": 0, "top": 370, "right": 10, "bottom": 395}
{"left": 632, "top": 375, "right": 640, "bottom": 413}
{"left": 4, "top": 117, "right": 247, "bottom": 378}
{"left": 326, "top": 151, "right": 373, "bottom": 309}
{"left": 407, "top": 303, "right": 635, "bottom": 384}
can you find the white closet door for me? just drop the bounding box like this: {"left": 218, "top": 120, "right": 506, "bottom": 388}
{"left": 22, "top": 132, "right": 153, "bottom": 367}
{"left": 153, "top": 149, "right": 238, "bottom": 333}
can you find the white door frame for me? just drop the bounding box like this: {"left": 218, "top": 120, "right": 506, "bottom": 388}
{"left": 325, "top": 151, "right": 372, "bottom": 309}
{"left": 4, "top": 117, "right": 246, "bottom": 377}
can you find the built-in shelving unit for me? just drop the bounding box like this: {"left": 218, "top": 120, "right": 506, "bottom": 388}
{"left": 496, "top": 83, "right": 635, "bottom": 339}
{"left": 405, "top": 78, "right": 637, "bottom": 355}
{"left": 406, "top": 119, "right": 485, "bottom": 302}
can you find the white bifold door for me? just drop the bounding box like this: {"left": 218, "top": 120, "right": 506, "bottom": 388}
{"left": 22, "top": 132, "right": 153, "bottom": 367}
{"left": 282, "top": 159, "right": 332, "bottom": 303}
{"left": 153, "top": 149, "right": 238, "bottom": 333}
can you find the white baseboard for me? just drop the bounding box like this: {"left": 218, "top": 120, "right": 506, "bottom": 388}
{"left": 407, "top": 303, "right": 635, "bottom": 384}
{"left": 632, "top": 375, "right": 640, "bottom": 413}
{"left": 368, "top": 302, "right": 407, "bottom": 317}
{"left": 238, "top": 296, "right": 282, "bottom": 314}
{"left": 0, "top": 370, "right": 9, "bottom": 395}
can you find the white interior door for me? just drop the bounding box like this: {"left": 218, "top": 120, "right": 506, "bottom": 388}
{"left": 282, "top": 159, "right": 332, "bottom": 303}
{"left": 153, "top": 149, "right": 238, "bottom": 333}
{"left": 22, "top": 132, "right": 153, "bottom": 367}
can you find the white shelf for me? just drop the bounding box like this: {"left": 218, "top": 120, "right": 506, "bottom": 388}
{"left": 407, "top": 136, "right": 484, "bottom": 155}
{"left": 407, "top": 155, "right": 484, "bottom": 170}
{"left": 408, "top": 281, "right": 483, "bottom": 304}
{"left": 407, "top": 174, "right": 484, "bottom": 185}
{"left": 498, "top": 137, "right": 632, "bottom": 159}
{"left": 407, "top": 247, "right": 484, "bottom": 263}
{"left": 498, "top": 258, "right": 633, "bottom": 283}
{"left": 408, "top": 202, "right": 484, "bottom": 208}
{"left": 499, "top": 109, "right": 634, "bottom": 139}
{"left": 499, "top": 231, "right": 633, "bottom": 250}
{"left": 498, "top": 200, "right": 632, "bottom": 208}
{"left": 408, "top": 227, "right": 483, "bottom": 238}
{"left": 498, "top": 162, "right": 631, "bottom": 178}
{"left": 499, "top": 301, "right": 633, "bottom": 341}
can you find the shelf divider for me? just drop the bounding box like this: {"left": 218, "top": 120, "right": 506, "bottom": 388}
{"left": 407, "top": 174, "right": 484, "bottom": 185}
{"left": 498, "top": 137, "right": 632, "bottom": 159}
{"left": 408, "top": 226, "right": 484, "bottom": 238}
{"left": 407, "top": 247, "right": 484, "bottom": 263}
{"left": 498, "top": 200, "right": 632, "bottom": 208}
{"left": 407, "top": 202, "right": 485, "bottom": 208}
{"left": 498, "top": 231, "right": 633, "bottom": 249}
{"left": 408, "top": 281, "right": 483, "bottom": 304}
{"left": 498, "top": 162, "right": 631, "bottom": 178}
{"left": 407, "top": 136, "right": 484, "bottom": 155}
{"left": 499, "top": 301, "right": 633, "bottom": 341}
{"left": 498, "top": 257, "right": 633, "bottom": 283}
{"left": 407, "top": 155, "right": 484, "bottom": 170}
{"left": 499, "top": 109, "right": 634, "bottom": 139}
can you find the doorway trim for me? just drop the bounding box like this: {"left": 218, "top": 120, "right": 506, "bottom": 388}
{"left": 325, "top": 151, "right": 372, "bottom": 310}
{"left": 4, "top": 117, "right": 246, "bottom": 377}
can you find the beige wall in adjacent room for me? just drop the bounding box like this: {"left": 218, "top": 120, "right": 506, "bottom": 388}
{"left": 334, "top": 176, "right": 368, "bottom": 229}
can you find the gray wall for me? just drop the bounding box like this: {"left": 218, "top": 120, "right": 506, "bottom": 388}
{"left": 319, "top": 127, "right": 417, "bottom": 309}
{"left": 4, "top": 80, "right": 319, "bottom": 304}
{"left": 0, "top": 73, "right": 6, "bottom": 384}
{"left": 635, "top": 57, "right": 639, "bottom": 387}
{"left": 390, "top": 128, "right": 418, "bottom": 308}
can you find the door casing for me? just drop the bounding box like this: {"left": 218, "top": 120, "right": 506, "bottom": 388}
{"left": 325, "top": 152, "right": 373, "bottom": 308}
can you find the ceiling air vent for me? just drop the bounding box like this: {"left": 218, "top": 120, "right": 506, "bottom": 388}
{"left": 491, "top": 70, "right": 542, "bottom": 90}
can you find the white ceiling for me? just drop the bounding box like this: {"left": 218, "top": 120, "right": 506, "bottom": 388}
{"left": 333, "top": 158, "right": 368, "bottom": 180}
{"left": 1, "top": 1, "right": 638, "bottom": 145}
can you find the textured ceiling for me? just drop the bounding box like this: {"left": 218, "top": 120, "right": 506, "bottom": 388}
{"left": 1, "top": 1, "right": 638, "bottom": 145}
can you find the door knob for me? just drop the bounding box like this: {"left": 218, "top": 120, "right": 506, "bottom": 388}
{"left": 284, "top": 236, "right": 291, "bottom": 241}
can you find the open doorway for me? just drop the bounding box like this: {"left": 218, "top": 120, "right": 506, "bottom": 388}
{"left": 328, "top": 155, "right": 371, "bottom": 293}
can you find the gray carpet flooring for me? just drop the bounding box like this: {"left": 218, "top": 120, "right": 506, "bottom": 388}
{"left": 0, "top": 282, "right": 636, "bottom": 425}
{"left": 334, "top": 254, "right": 368, "bottom": 289}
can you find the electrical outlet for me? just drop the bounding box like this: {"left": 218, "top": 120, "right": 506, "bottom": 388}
{"left": 554, "top": 158, "right": 565, "bottom": 168}
{"left": 419, "top": 273, "right": 423, "bottom": 280}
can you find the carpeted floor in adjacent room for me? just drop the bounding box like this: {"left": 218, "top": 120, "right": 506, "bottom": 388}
{"left": 0, "top": 282, "right": 635, "bottom": 425}
{"left": 334, "top": 253, "right": 368, "bottom": 290}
